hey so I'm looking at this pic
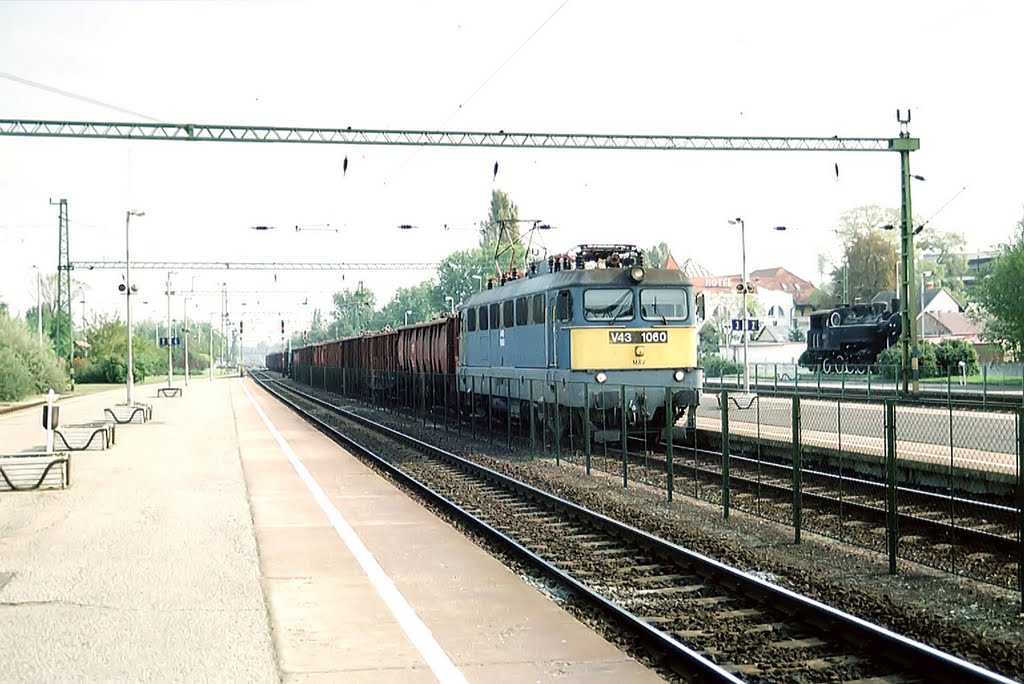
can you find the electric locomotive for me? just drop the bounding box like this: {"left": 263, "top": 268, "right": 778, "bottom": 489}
{"left": 458, "top": 244, "right": 702, "bottom": 446}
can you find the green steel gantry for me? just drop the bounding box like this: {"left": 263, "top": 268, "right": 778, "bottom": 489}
{"left": 0, "top": 113, "right": 922, "bottom": 395}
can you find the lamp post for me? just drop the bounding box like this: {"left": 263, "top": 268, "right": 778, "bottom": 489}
{"left": 404, "top": 310, "right": 413, "bottom": 326}
{"left": 444, "top": 296, "right": 455, "bottom": 314}
{"left": 165, "top": 271, "right": 175, "bottom": 388}
{"left": 728, "top": 218, "right": 750, "bottom": 394}
{"left": 919, "top": 270, "right": 933, "bottom": 339}
{"left": 124, "top": 210, "right": 144, "bottom": 406}
{"left": 33, "top": 265, "right": 42, "bottom": 343}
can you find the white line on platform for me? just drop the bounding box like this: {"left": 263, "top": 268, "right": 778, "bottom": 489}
{"left": 242, "top": 383, "right": 468, "bottom": 684}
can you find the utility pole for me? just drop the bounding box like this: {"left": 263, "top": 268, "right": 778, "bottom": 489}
{"left": 894, "top": 111, "right": 920, "bottom": 396}
{"left": 50, "top": 198, "right": 72, "bottom": 388}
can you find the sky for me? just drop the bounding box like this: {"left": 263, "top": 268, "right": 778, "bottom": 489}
{"left": 2, "top": 1, "right": 1022, "bottom": 345}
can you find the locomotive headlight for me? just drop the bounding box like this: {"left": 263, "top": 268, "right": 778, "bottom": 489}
{"left": 629, "top": 265, "right": 646, "bottom": 283}
{"left": 674, "top": 370, "right": 685, "bottom": 382}
{"left": 595, "top": 371, "right": 608, "bottom": 383}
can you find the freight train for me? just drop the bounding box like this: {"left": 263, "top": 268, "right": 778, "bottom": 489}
{"left": 798, "top": 299, "right": 901, "bottom": 373}
{"left": 268, "top": 244, "right": 703, "bottom": 447}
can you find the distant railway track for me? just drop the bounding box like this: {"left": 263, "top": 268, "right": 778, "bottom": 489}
{"left": 594, "top": 441, "right": 1020, "bottom": 589}
{"left": 251, "top": 371, "right": 1015, "bottom": 683}
{"left": 705, "top": 378, "right": 1024, "bottom": 410}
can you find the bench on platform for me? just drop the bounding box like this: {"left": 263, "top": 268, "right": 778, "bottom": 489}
{"left": 156, "top": 387, "right": 182, "bottom": 398}
{"left": 0, "top": 452, "right": 71, "bottom": 491}
{"left": 54, "top": 420, "right": 116, "bottom": 451}
{"left": 103, "top": 403, "right": 152, "bottom": 424}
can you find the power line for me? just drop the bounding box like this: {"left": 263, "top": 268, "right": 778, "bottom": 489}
{"left": 0, "top": 72, "right": 162, "bottom": 122}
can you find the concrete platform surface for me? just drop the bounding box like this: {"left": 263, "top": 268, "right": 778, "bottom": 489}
{"left": 0, "top": 378, "right": 662, "bottom": 683}
{"left": 237, "top": 378, "right": 661, "bottom": 683}
{"left": 0, "top": 379, "right": 277, "bottom": 682}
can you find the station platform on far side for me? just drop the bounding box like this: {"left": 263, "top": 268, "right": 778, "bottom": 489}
{"left": 0, "top": 377, "right": 661, "bottom": 683}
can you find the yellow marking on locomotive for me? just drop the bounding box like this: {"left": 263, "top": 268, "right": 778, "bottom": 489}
{"left": 569, "top": 328, "right": 697, "bottom": 370}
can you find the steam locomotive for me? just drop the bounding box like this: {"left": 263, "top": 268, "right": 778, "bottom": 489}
{"left": 271, "top": 244, "right": 703, "bottom": 447}
{"left": 799, "top": 299, "right": 901, "bottom": 373}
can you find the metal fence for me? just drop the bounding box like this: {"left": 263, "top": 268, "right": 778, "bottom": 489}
{"left": 288, "top": 364, "right": 1023, "bottom": 604}
{"left": 705, "top": 362, "right": 1024, "bottom": 408}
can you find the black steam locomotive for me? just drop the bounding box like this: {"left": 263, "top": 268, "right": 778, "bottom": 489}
{"left": 799, "top": 299, "right": 901, "bottom": 373}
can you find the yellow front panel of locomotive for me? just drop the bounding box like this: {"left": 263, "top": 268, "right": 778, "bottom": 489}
{"left": 569, "top": 327, "right": 697, "bottom": 370}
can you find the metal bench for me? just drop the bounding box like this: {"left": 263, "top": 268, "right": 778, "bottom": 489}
{"left": 156, "top": 387, "right": 182, "bottom": 398}
{"left": 104, "top": 403, "right": 153, "bottom": 424}
{"left": 53, "top": 420, "right": 116, "bottom": 451}
{"left": 0, "top": 452, "right": 71, "bottom": 491}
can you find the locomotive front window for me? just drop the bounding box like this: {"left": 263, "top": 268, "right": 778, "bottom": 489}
{"left": 640, "top": 289, "right": 688, "bottom": 321}
{"left": 584, "top": 289, "right": 634, "bottom": 321}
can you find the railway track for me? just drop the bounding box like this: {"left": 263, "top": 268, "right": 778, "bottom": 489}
{"left": 251, "top": 372, "right": 1015, "bottom": 683}
{"left": 585, "top": 441, "right": 1021, "bottom": 589}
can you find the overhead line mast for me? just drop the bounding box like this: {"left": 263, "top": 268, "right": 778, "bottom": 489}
{"left": 2, "top": 114, "right": 921, "bottom": 395}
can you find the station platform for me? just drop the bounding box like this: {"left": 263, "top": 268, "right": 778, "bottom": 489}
{"left": 0, "top": 377, "right": 659, "bottom": 682}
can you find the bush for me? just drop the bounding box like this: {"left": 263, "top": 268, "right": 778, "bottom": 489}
{"left": 76, "top": 354, "right": 151, "bottom": 384}
{"left": 933, "top": 339, "right": 979, "bottom": 376}
{"left": 0, "top": 316, "right": 67, "bottom": 400}
{"left": 0, "top": 347, "right": 37, "bottom": 401}
{"left": 875, "top": 340, "right": 942, "bottom": 379}
{"left": 702, "top": 354, "right": 744, "bottom": 378}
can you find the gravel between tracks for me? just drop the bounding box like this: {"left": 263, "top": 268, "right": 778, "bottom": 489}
{"left": 280, "top": 382, "right": 1023, "bottom": 681}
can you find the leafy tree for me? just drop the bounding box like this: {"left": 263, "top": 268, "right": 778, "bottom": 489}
{"left": 788, "top": 328, "right": 806, "bottom": 342}
{"left": 0, "top": 315, "right": 67, "bottom": 399}
{"left": 437, "top": 246, "right": 499, "bottom": 307}
{"left": 642, "top": 242, "right": 672, "bottom": 268}
{"left": 372, "top": 281, "right": 445, "bottom": 328}
{"left": 478, "top": 188, "right": 520, "bottom": 249}
{"left": 918, "top": 229, "right": 969, "bottom": 303}
{"left": 77, "top": 318, "right": 163, "bottom": 383}
{"left": 821, "top": 205, "right": 969, "bottom": 308}
{"left": 971, "top": 218, "right": 1024, "bottom": 358}
{"left": 830, "top": 231, "right": 898, "bottom": 305}
{"left": 933, "top": 339, "right": 979, "bottom": 376}
{"left": 0, "top": 297, "right": 7, "bottom": 317}
{"left": 327, "top": 286, "right": 376, "bottom": 339}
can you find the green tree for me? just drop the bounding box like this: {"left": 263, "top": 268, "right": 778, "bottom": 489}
{"left": 437, "top": 246, "right": 498, "bottom": 307}
{"left": 642, "top": 242, "right": 672, "bottom": 269}
{"left": 373, "top": 281, "right": 445, "bottom": 328}
{"left": 327, "top": 286, "right": 376, "bottom": 339}
{"left": 917, "top": 229, "right": 969, "bottom": 303}
{"left": 831, "top": 231, "right": 898, "bottom": 305}
{"left": 478, "top": 188, "right": 520, "bottom": 248}
{"left": 0, "top": 315, "right": 67, "bottom": 399}
{"left": 971, "top": 218, "right": 1024, "bottom": 358}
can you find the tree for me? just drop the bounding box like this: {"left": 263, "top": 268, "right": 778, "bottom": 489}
{"left": 971, "top": 218, "right": 1024, "bottom": 359}
{"left": 478, "top": 188, "right": 520, "bottom": 248}
{"left": 824, "top": 205, "right": 970, "bottom": 308}
{"left": 917, "top": 229, "right": 969, "bottom": 303}
{"left": 0, "top": 315, "right": 67, "bottom": 399}
{"left": 642, "top": 242, "right": 672, "bottom": 269}
{"left": 327, "top": 286, "right": 376, "bottom": 339}
{"left": 437, "top": 246, "right": 498, "bottom": 307}
{"left": 830, "top": 231, "right": 898, "bottom": 305}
